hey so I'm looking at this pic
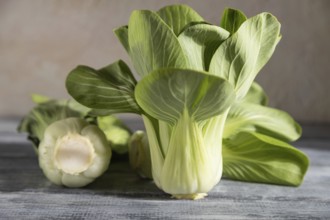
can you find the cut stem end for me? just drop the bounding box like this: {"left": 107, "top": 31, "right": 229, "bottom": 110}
{"left": 54, "top": 133, "right": 95, "bottom": 175}
{"left": 172, "top": 193, "right": 207, "bottom": 200}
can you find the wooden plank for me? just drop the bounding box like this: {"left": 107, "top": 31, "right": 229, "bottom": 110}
{"left": 0, "top": 121, "right": 330, "bottom": 219}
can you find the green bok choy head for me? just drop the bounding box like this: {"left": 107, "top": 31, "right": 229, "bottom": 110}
{"left": 18, "top": 95, "right": 131, "bottom": 155}
{"left": 17, "top": 95, "right": 90, "bottom": 152}
{"left": 39, "top": 117, "right": 111, "bottom": 187}
{"left": 66, "top": 5, "right": 307, "bottom": 199}
{"left": 124, "top": 83, "right": 308, "bottom": 187}
{"left": 18, "top": 97, "right": 112, "bottom": 187}
{"left": 17, "top": 96, "right": 132, "bottom": 187}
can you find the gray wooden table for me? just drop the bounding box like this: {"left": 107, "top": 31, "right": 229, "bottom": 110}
{"left": 0, "top": 119, "right": 329, "bottom": 219}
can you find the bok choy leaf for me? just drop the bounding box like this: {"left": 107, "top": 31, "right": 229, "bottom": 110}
{"left": 128, "top": 10, "right": 188, "bottom": 77}
{"left": 220, "top": 8, "right": 247, "bottom": 35}
{"left": 66, "top": 60, "right": 140, "bottom": 114}
{"left": 157, "top": 4, "right": 204, "bottom": 36}
{"left": 209, "top": 12, "right": 281, "bottom": 99}
{"left": 223, "top": 132, "right": 308, "bottom": 186}
{"left": 224, "top": 102, "right": 302, "bottom": 141}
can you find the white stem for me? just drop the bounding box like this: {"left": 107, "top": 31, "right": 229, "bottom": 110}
{"left": 54, "top": 134, "right": 95, "bottom": 175}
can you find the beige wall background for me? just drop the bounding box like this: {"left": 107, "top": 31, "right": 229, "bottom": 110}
{"left": 0, "top": 0, "right": 329, "bottom": 123}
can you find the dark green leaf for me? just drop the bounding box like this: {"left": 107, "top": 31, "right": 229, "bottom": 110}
{"left": 114, "top": 26, "right": 130, "bottom": 54}
{"left": 66, "top": 60, "right": 141, "bottom": 114}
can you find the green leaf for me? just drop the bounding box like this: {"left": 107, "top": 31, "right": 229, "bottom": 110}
{"left": 209, "top": 13, "right": 281, "bottom": 99}
{"left": 224, "top": 102, "right": 301, "bottom": 142}
{"left": 223, "top": 132, "right": 309, "bottom": 186}
{"left": 17, "top": 100, "right": 85, "bottom": 151}
{"left": 88, "top": 109, "right": 115, "bottom": 117}
{"left": 178, "top": 24, "right": 229, "bottom": 71}
{"left": 32, "top": 94, "right": 91, "bottom": 117}
{"left": 97, "top": 115, "right": 131, "bottom": 154}
{"left": 31, "top": 94, "right": 51, "bottom": 104}
{"left": 114, "top": 26, "right": 129, "bottom": 54}
{"left": 67, "top": 99, "right": 91, "bottom": 117}
{"left": 243, "top": 82, "right": 268, "bottom": 105}
{"left": 135, "top": 68, "right": 235, "bottom": 124}
{"left": 157, "top": 4, "right": 204, "bottom": 36}
{"left": 66, "top": 60, "right": 141, "bottom": 114}
{"left": 128, "top": 10, "right": 188, "bottom": 77}
{"left": 220, "top": 8, "right": 247, "bottom": 34}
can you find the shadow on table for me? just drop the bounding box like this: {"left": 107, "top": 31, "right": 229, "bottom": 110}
{"left": 84, "top": 161, "right": 171, "bottom": 200}
{"left": 0, "top": 150, "right": 170, "bottom": 200}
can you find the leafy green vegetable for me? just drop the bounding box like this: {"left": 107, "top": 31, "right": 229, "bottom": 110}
{"left": 39, "top": 117, "right": 111, "bottom": 187}
{"left": 178, "top": 24, "right": 229, "bottom": 71}
{"left": 157, "top": 4, "right": 204, "bottom": 36}
{"left": 17, "top": 98, "right": 87, "bottom": 152}
{"left": 129, "top": 131, "right": 152, "bottom": 179}
{"left": 19, "top": 94, "right": 131, "bottom": 155}
{"left": 128, "top": 10, "right": 188, "bottom": 77}
{"left": 119, "top": 80, "right": 306, "bottom": 186}
{"left": 223, "top": 132, "right": 309, "bottom": 186}
{"left": 242, "top": 82, "right": 268, "bottom": 106}
{"left": 66, "top": 4, "right": 308, "bottom": 199}
{"left": 224, "top": 102, "right": 302, "bottom": 141}
{"left": 134, "top": 68, "right": 235, "bottom": 199}
{"left": 18, "top": 95, "right": 134, "bottom": 187}
{"left": 220, "top": 8, "right": 247, "bottom": 34}
{"left": 97, "top": 115, "right": 131, "bottom": 154}
{"left": 209, "top": 12, "right": 281, "bottom": 99}
{"left": 135, "top": 68, "right": 235, "bottom": 124}
{"left": 114, "top": 26, "right": 129, "bottom": 54}
{"left": 66, "top": 60, "right": 140, "bottom": 114}
{"left": 31, "top": 93, "right": 51, "bottom": 104}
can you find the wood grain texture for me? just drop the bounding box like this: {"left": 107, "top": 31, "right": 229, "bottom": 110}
{"left": 0, "top": 122, "right": 330, "bottom": 219}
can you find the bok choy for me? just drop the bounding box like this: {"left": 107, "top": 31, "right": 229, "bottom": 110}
{"left": 126, "top": 83, "right": 308, "bottom": 186}
{"left": 66, "top": 5, "right": 308, "bottom": 199}
{"left": 17, "top": 96, "right": 123, "bottom": 187}
{"left": 39, "top": 117, "right": 111, "bottom": 187}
